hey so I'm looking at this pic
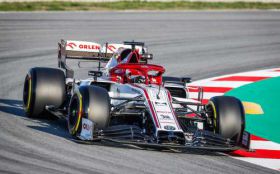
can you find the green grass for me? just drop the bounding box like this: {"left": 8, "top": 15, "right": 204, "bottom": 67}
{"left": 0, "top": 1, "right": 280, "bottom": 11}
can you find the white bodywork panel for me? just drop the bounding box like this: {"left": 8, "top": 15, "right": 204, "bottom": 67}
{"left": 79, "top": 77, "right": 185, "bottom": 133}
{"left": 144, "top": 85, "right": 182, "bottom": 132}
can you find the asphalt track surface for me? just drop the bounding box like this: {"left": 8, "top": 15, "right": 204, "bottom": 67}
{"left": 0, "top": 11, "right": 280, "bottom": 174}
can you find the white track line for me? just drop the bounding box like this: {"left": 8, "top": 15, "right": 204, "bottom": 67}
{"left": 232, "top": 157, "right": 280, "bottom": 171}
{"left": 233, "top": 71, "right": 280, "bottom": 77}
{"left": 250, "top": 141, "right": 280, "bottom": 150}
{"left": 190, "top": 81, "right": 251, "bottom": 88}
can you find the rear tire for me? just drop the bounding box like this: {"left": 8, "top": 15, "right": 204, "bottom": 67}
{"left": 23, "top": 67, "right": 66, "bottom": 118}
{"left": 67, "top": 86, "right": 110, "bottom": 136}
{"left": 207, "top": 96, "right": 245, "bottom": 145}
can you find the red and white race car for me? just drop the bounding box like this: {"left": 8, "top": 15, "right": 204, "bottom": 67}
{"left": 22, "top": 40, "right": 250, "bottom": 151}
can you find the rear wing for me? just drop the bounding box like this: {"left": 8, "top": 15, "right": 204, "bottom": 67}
{"left": 58, "top": 39, "right": 152, "bottom": 78}
{"left": 58, "top": 39, "right": 109, "bottom": 67}
{"left": 58, "top": 39, "right": 105, "bottom": 78}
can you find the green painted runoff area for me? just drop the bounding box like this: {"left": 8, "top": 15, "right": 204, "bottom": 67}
{"left": 225, "top": 76, "right": 280, "bottom": 143}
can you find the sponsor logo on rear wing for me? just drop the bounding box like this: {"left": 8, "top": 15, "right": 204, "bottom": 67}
{"left": 66, "top": 40, "right": 101, "bottom": 52}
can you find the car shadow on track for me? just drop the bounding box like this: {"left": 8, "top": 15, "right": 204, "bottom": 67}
{"left": 0, "top": 98, "right": 71, "bottom": 139}
{"left": 28, "top": 119, "right": 71, "bottom": 139}
{"left": 0, "top": 98, "right": 229, "bottom": 156}
{"left": 76, "top": 140, "right": 227, "bottom": 156}
{"left": 0, "top": 98, "right": 25, "bottom": 117}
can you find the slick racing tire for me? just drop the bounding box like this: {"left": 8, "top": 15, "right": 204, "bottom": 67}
{"left": 68, "top": 86, "right": 110, "bottom": 136}
{"left": 23, "top": 67, "right": 66, "bottom": 118}
{"left": 207, "top": 96, "right": 245, "bottom": 145}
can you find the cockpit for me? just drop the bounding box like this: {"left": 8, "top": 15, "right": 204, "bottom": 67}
{"left": 105, "top": 48, "right": 140, "bottom": 74}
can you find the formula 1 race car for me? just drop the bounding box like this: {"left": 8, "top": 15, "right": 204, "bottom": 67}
{"left": 23, "top": 40, "right": 250, "bottom": 151}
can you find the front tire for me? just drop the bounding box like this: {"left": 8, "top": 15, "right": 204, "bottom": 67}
{"left": 67, "top": 86, "right": 110, "bottom": 136}
{"left": 207, "top": 96, "right": 245, "bottom": 145}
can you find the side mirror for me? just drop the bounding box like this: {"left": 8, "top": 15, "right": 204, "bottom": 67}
{"left": 142, "top": 53, "right": 153, "bottom": 60}
{"left": 88, "top": 70, "right": 103, "bottom": 81}
{"left": 88, "top": 71, "right": 102, "bottom": 77}
{"left": 182, "top": 77, "right": 192, "bottom": 83}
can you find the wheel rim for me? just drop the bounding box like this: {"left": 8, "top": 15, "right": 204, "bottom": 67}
{"left": 23, "top": 75, "right": 32, "bottom": 112}
{"left": 68, "top": 95, "right": 83, "bottom": 135}
{"left": 206, "top": 102, "right": 218, "bottom": 134}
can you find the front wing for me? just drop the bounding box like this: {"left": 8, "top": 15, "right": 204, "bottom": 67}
{"left": 71, "top": 124, "right": 249, "bottom": 152}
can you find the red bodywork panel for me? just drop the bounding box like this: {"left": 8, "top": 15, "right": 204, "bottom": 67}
{"left": 109, "top": 63, "right": 165, "bottom": 85}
